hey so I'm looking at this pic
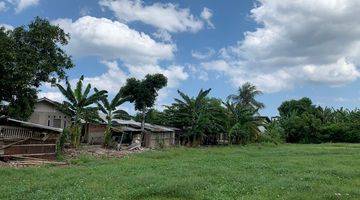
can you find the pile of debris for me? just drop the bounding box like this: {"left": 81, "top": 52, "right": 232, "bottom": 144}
{"left": 0, "top": 145, "right": 147, "bottom": 168}
{"left": 63, "top": 145, "right": 147, "bottom": 159}
{"left": 0, "top": 156, "right": 67, "bottom": 168}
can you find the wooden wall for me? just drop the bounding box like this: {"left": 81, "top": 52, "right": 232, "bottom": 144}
{"left": 0, "top": 125, "right": 60, "bottom": 160}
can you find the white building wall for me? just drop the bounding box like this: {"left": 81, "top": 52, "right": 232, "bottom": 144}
{"left": 28, "top": 101, "right": 70, "bottom": 129}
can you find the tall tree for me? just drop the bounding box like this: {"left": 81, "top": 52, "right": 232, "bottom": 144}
{"left": 95, "top": 88, "right": 130, "bottom": 147}
{"left": 0, "top": 17, "right": 73, "bottom": 120}
{"left": 278, "top": 97, "right": 314, "bottom": 117}
{"left": 224, "top": 101, "right": 264, "bottom": 144}
{"left": 227, "top": 82, "right": 265, "bottom": 110}
{"left": 120, "top": 74, "right": 167, "bottom": 144}
{"left": 57, "top": 76, "right": 107, "bottom": 147}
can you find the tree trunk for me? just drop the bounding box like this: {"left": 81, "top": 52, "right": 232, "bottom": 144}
{"left": 140, "top": 109, "right": 146, "bottom": 146}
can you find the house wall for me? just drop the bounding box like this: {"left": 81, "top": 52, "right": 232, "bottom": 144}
{"left": 145, "top": 132, "right": 175, "bottom": 148}
{"left": 28, "top": 101, "right": 70, "bottom": 129}
{"left": 84, "top": 124, "right": 106, "bottom": 144}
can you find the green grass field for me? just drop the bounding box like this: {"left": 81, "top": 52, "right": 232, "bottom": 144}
{"left": 1, "top": 144, "right": 360, "bottom": 200}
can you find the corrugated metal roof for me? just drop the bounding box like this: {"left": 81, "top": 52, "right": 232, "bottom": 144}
{"left": 112, "top": 119, "right": 174, "bottom": 133}
{"left": 111, "top": 126, "right": 141, "bottom": 133}
{"left": 0, "top": 116, "right": 63, "bottom": 133}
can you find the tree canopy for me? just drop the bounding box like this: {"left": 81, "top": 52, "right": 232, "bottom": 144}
{"left": 0, "top": 17, "right": 73, "bottom": 120}
{"left": 120, "top": 73, "right": 167, "bottom": 137}
{"left": 120, "top": 74, "right": 167, "bottom": 111}
{"left": 227, "top": 82, "right": 265, "bottom": 111}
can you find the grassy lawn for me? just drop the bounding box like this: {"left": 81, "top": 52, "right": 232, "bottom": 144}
{"left": 1, "top": 144, "right": 360, "bottom": 200}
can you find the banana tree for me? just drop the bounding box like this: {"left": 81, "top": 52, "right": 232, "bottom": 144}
{"left": 95, "top": 88, "right": 130, "bottom": 147}
{"left": 57, "top": 75, "right": 107, "bottom": 147}
{"left": 172, "top": 89, "right": 213, "bottom": 145}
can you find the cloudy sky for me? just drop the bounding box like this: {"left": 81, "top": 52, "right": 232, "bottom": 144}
{"left": 2, "top": 0, "right": 360, "bottom": 116}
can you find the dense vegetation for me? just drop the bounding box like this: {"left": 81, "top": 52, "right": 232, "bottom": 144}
{"left": 1, "top": 144, "right": 360, "bottom": 199}
{"left": 270, "top": 97, "right": 360, "bottom": 144}
{"left": 133, "top": 84, "right": 268, "bottom": 146}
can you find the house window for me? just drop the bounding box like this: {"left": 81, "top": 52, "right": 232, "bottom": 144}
{"left": 53, "top": 119, "right": 61, "bottom": 128}
{"left": 47, "top": 119, "right": 51, "bottom": 126}
{"left": 64, "top": 120, "right": 67, "bottom": 128}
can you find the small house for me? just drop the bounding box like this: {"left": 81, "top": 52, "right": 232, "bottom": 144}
{"left": 83, "top": 119, "right": 176, "bottom": 148}
{"left": 0, "top": 116, "right": 62, "bottom": 160}
{"left": 28, "top": 97, "right": 71, "bottom": 129}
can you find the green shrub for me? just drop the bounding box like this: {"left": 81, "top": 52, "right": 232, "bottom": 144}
{"left": 260, "top": 122, "right": 284, "bottom": 144}
{"left": 56, "top": 128, "right": 70, "bottom": 159}
{"left": 280, "top": 112, "right": 322, "bottom": 143}
{"left": 229, "top": 123, "right": 253, "bottom": 145}
{"left": 321, "top": 122, "right": 360, "bottom": 143}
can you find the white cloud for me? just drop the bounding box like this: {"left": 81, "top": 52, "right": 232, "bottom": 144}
{"left": 66, "top": 61, "right": 188, "bottom": 95}
{"left": 52, "top": 16, "right": 175, "bottom": 65}
{"left": 82, "top": 60, "right": 128, "bottom": 93}
{"left": 191, "top": 48, "right": 215, "bottom": 60}
{"left": 0, "top": 1, "right": 6, "bottom": 12}
{"left": 201, "top": 7, "right": 214, "bottom": 29}
{"left": 48, "top": 15, "right": 189, "bottom": 109}
{"left": 187, "top": 64, "right": 208, "bottom": 81}
{"left": 153, "top": 29, "right": 172, "bottom": 42}
{"left": 126, "top": 64, "right": 188, "bottom": 88}
{"left": 301, "top": 58, "right": 359, "bottom": 85}
{"left": 11, "top": 0, "right": 39, "bottom": 13}
{"left": 203, "top": 0, "right": 360, "bottom": 93}
{"left": 202, "top": 60, "right": 230, "bottom": 72}
{"left": 99, "top": 0, "right": 204, "bottom": 33}
{"left": 0, "top": 23, "right": 14, "bottom": 30}
{"left": 38, "top": 91, "right": 65, "bottom": 103}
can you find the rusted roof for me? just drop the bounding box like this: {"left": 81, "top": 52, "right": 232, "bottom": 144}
{"left": 112, "top": 119, "right": 174, "bottom": 133}
{"left": 111, "top": 126, "right": 141, "bottom": 133}
{"left": 0, "top": 116, "right": 63, "bottom": 133}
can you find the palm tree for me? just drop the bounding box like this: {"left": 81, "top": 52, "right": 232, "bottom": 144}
{"left": 57, "top": 75, "right": 107, "bottom": 147}
{"left": 224, "top": 100, "right": 264, "bottom": 144}
{"left": 95, "top": 88, "right": 130, "bottom": 147}
{"left": 227, "top": 82, "right": 265, "bottom": 110}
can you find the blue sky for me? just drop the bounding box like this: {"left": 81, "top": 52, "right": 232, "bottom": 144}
{"left": 2, "top": 0, "right": 360, "bottom": 116}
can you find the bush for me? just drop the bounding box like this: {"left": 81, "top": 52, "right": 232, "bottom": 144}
{"left": 260, "top": 122, "right": 284, "bottom": 144}
{"left": 280, "top": 112, "right": 322, "bottom": 143}
{"left": 229, "top": 123, "right": 253, "bottom": 145}
{"left": 56, "top": 128, "right": 70, "bottom": 159}
{"left": 321, "top": 122, "right": 360, "bottom": 143}
{"left": 277, "top": 97, "right": 360, "bottom": 144}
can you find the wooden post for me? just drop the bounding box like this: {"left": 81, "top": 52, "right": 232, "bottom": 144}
{"left": 0, "top": 126, "right": 4, "bottom": 155}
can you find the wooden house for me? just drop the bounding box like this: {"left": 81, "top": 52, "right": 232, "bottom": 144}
{"left": 0, "top": 116, "right": 62, "bottom": 160}
{"left": 83, "top": 119, "right": 176, "bottom": 148}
